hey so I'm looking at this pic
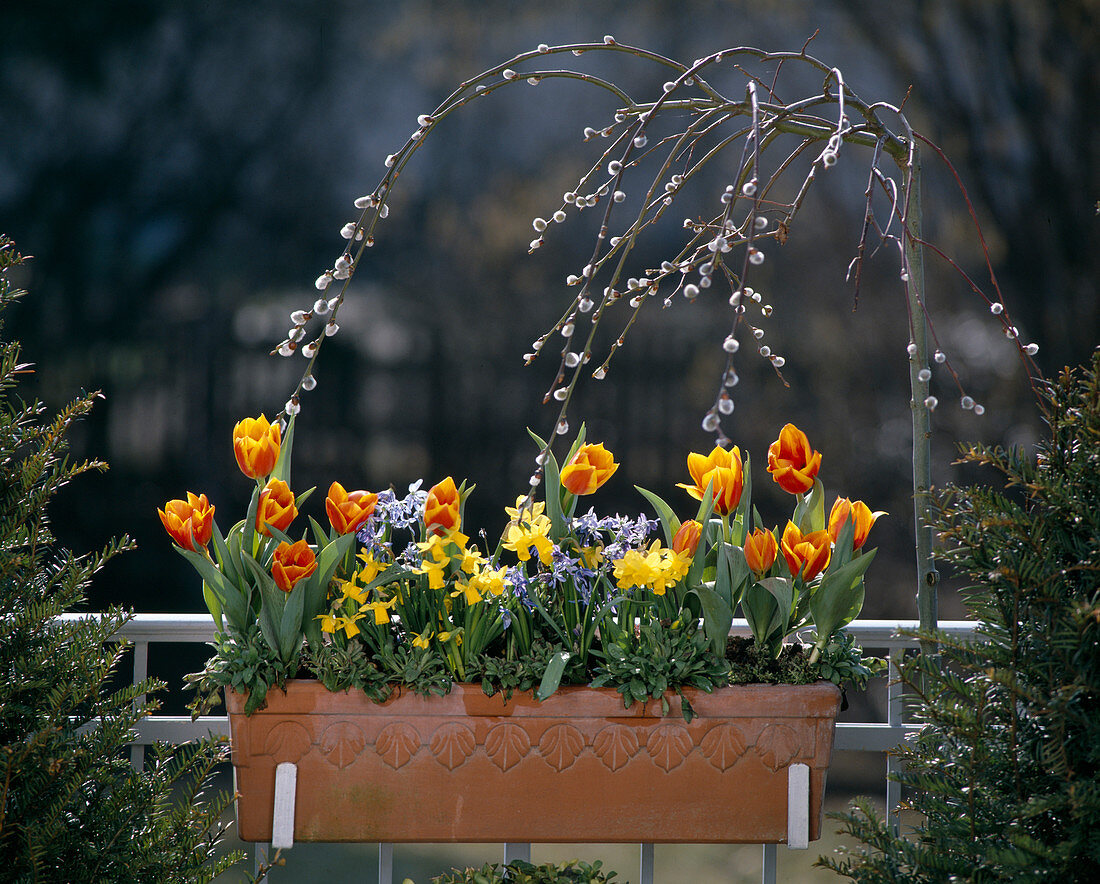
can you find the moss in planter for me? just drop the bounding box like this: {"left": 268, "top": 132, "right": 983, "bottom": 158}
{"left": 724, "top": 635, "right": 817, "bottom": 684}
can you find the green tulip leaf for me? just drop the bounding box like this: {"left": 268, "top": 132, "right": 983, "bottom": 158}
{"left": 740, "top": 581, "right": 781, "bottom": 649}
{"left": 810, "top": 548, "right": 876, "bottom": 645}
{"left": 797, "top": 477, "right": 826, "bottom": 535}
{"left": 684, "top": 583, "right": 734, "bottom": 656}
{"left": 271, "top": 415, "right": 296, "bottom": 486}
{"left": 243, "top": 483, "right": 261, "bottom": 554}
{"left": 308, "top": 516, "right": 330, "bottom": 548}
{"left": 528, "top": 428, "right": 566, "bottom": 539}
{"left": 209, "top": 519, "right": 241, "bottom": 588}
{"left": 302, "top": 532, "right": 357, "bottom": 649}
{"left": 277, "top": 581, "right": 307, "bottom": 664}
{"left": 200, "top": 582, "right": 223, "bottom": 629}
{"left": 732, "top": 451, "right": 753, "bottom": 546}
{"left": 634, "top": 485, "right": 680, "bottom": 547}
{"left": 174, "top": 546, "right": 249, "bottom": 632}
{"left": 293, "top": 485, "right": 316, "bottom": 511}
{"left": 758, "top": 576, "right": 795, "bottom": 621}
{"left": 536, "top": 650, "right": 572, "bottom": 701}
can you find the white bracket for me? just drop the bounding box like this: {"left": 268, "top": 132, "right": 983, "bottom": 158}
{"left": 272, "top": 762, "right": 298, "bottom": 850}
{"left": 787, "top": 762, "right": 810, "bottom": 850}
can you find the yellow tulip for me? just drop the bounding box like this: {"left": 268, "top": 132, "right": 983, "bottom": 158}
{"left": 780, "top": 521, "right": 831, "bottom": 582}
{"left": 744, "top": 528, "right": 779, "bottom": 576}
{"left": 828, "top": 498, "right": 885, "bottom": 550}
{"left": 560, "top": 443, "right": 619, "bottom": 495}
{"left": 158, "top": 492, "right": 215, "bottom": 551}
{"left": 677, "top": 446, "right": 744, "bottom": 515}
{"left": 325, "top": 481, "right": 379, "bottom": 534}
{"left": 767, "top": 423, "right": 822, "bottom": 495}
{"left": 232, "top": 415, "right": 281, "bottom": 480}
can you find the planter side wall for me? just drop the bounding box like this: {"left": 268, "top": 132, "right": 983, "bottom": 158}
{"left": 227, "top": 681, "right": 841, "bottom": 844}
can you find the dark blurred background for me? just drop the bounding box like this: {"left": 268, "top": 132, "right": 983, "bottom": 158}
{"left": 2, "top": 0, "right": 1097, "bottom": 630}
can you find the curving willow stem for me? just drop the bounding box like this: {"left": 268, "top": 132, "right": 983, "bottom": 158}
{"left": 900, "top": 148, "right": 939, "bottom": 654}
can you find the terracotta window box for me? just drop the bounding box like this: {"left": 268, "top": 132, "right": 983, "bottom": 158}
{"left": 227, "top": 679, "right": 841, "bottom": 845}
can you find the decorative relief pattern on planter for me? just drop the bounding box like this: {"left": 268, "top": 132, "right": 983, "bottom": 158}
{"left": 262, "top": 720, "right": 311, "bottom": 763}
{"left": 228, "top": 681, "right": 841, "bottom": 844}
{"left": 538, "top": 723, "right": 585, "bottom": 772}
{"left": 700, "top": 723, "right": 749, "bottom": 771}
{"left": 319, "top": 721, "right": 364, "bottom": 769}
{"left": 646, "top": 724, "right": 693, "bottom": 772}
{"left": 375, "top": 721, "right": 419, "bottom": 769}
{"left": 429, "top": 722, "right": 475, "bottom": 770}
{"left": 592, "top": 723, "right": 638, "bottom": 771}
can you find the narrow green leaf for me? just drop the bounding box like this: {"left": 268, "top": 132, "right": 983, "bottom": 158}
{"left": 278, "top": 582, "right": 307, "bottom": 664}
{"left": 536, "top": 650, "right": 571, "bottom": 701}
{"left": 527, "top": 428, "right": 566, "bottom": 539}
{"left": 685, "top": 584, "right": 734, "bottom": 655}
{"left": 271, "top": 415, "right": 296, "bottom": 486}
{"left": 798, "top": 477, "right": 826, "bottom": 534}
{"left": 635, "top": 485, "right": 680, "bottom": 547}
{"left": 810, "top": 548, "right": 876, "bottom": 643}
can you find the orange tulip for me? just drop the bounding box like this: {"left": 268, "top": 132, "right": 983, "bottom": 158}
{"left": 424, "top": 476, "right": 461, "bottom": 534}
{"left": 766, "top": 423, "right": 822, "bottom": 495}
{"left": 560, "top": 443, "right": 619, "bottom": 495}
{"left": 780, "top": 521, "right": 831, "bottom": 581}
{"left": 233, "top": 415, "right": 281, "bottom": 480}
{"left": 271, "top": 539, "right": 317, "bottom": 592}
{"left": 677, "top": 445, "right": 744, "bottom": 515}
{"left": 158, "top": 492, "right": 215, "bottom": 551}
{"left": 828, "top": 498, "right": 885, "bottom": 551}
{"left": 744, "top": 527, "right": 779, "bottom": 576}
{"left": 672, "top": 519, "right": 703, "bottom": 557}
{"left": 326, "top": 481, "right": 379, "bottom": 535}
{"left": 256, "top": 478, "right": 297, "bottom": 536}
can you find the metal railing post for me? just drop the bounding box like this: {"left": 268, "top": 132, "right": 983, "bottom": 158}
{"left": 130, "top": 639, "right": 149, "bottom": 770}
{"left": 639, "top": 842, "right": 654, "bottom": 884}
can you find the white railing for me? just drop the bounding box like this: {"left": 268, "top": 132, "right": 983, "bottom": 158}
{"left": 74, "top": 613, "right": 979, "bottom": 883}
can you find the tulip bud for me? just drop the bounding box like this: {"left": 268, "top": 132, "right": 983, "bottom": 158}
{"left": 780, "top": 521, "right": 831, "bottom": 582}
{"left": 256, "top": 478, "right": 297, "bottom": 536}
{"left": 828, "top": 498, "right": 885, "bottom": 551}
{"left": 672, "top": 520, "right": 703, "bottom": 557}
{"left": 560, "top": 443, "right": 619, "bottom": 495}
{"left": 233, "top": 415, "right": 281, "bottom": 480}
{"left": 326, "top": 481, "right": 379, "bottom": 535}
{"left": 743, "top": 527, "right": 778, "bottom": 576}
{"left": 272, "top": 539, "right": 317, "bottom": 592}
{"left": 766, "top": 424, "right": 822, "bottom": 495}
{"left": 158, "top": 492, "right": 215, "bottom": 551}
{"left": 424, "top": 477, "right": 461, "bottom": 534}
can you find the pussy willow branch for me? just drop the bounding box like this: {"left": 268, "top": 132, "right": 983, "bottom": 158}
{"left": 268, "top": 40, "right": 1043, "bottom": 635}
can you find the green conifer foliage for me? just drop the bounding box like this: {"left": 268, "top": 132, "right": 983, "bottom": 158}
{"left": 0, "top": 237, "right": 241, "bottom": 883}
{"left": 821, "top": 352, "right": 1100, "bottom": 881}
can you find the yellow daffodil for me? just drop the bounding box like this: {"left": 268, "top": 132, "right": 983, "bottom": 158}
{"left": 360, "top": 598, "right": 396, "bottom": 625}
{"left": 581, "top": 546, "right": 604, "bottom": 569}
{"left": 316, "top": 611, "right": 363, "bottom": 639}
{"left": 470, "top": 565, "right": 509, "bottom": 597}
{"left": 613, "top": 542, "right": 690, "bottom": 595}
{"left": 458, "top": 546, "right": 486, "bottom": 575}
{"left": 355, "top": 549, "right": 386, "bottom": 585}
{"left": 451, "top": 580, "right": 483, "bottom": 605}
{"left": 504, "top": 496, "right": 546, "bottom": 522}
{"left": 335, "top": 578, "right": 368, "bottom": 605}
{"left": 503, "top": 515, "right": 556, "bottom": 566}
{"left": 411, "top": 629, "right": 433, "bottom": 649}
{"left": 613, "top": 548, "right": 656, "bottom": 591}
